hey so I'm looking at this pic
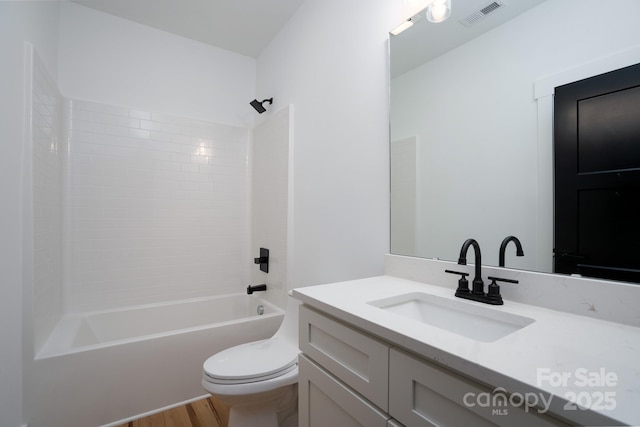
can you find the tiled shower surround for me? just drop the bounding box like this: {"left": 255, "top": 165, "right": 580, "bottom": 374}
{"left": 31, "top": 50, "right": 252, "bottom": 345}
{"left": 66, "top": 100, "right": 250, "bottom": 311}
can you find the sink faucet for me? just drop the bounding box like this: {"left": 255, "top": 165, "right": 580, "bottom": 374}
{"left": 446, "top": 238, "right": 517, "bottom": 305}
{"left": 499, "top": 235, "right": 524, "bottom": 267}
{"left": 458, "top": 238, "right": 484, "bottom": 295}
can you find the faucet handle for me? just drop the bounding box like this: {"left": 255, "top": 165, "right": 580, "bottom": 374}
{"left": 487, "top": 276, "right": 519, "bottom": 285}
{"left": 445, "top": 269, "right": 470, "bottom": 296}
{"left": 485, "top": 276, "right": 518, "bottom": 305}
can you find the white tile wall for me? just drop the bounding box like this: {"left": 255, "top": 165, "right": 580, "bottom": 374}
{"left": 66, "top": 100, "right": 250, "bottom": 311}
{"left": 251, "top": 106, "right": 291, "bottom": 308}
{"left": 31, "top": 51, "right": 64, "bottom": 351}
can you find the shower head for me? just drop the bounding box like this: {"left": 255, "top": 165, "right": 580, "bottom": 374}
{"left": 250, "top": 98, "right": 273, "bottom": 114}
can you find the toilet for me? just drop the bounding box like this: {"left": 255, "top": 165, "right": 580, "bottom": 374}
{"left": 202, "top": 295, "right": 301, "bottom": 427}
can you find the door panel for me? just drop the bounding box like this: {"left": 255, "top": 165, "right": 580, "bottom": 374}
{"left": 577, "top": 85, "right": 640, "bottom": 173}
{"left": 554, "top": 62, "right": 640, "bottom": 282}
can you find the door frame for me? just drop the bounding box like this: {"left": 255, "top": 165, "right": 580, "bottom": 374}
{"left": 532, "top": 46, "right": 640, "bottom": 274}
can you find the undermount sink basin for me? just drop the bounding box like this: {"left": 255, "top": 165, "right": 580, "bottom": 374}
{"left": 368, "top": 292, "right": 534, "bottom": 343}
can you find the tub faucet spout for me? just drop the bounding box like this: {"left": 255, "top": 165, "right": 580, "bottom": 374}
{"left": 247, "top": 284, "right": 267, "bottom": 294}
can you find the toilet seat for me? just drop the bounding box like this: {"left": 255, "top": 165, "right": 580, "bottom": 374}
{"left": 201, "top": 295, "right": 302, "bottom": 425}
{"left": 203, "top": 336, "right": 299, "bottom": 385}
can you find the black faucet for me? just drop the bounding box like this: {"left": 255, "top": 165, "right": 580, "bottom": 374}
{"left": 458, "top": 238, "right": 484, "bottom": 295}
{"left": 499, "top": 236, "right": 524, "bottom": 267}
{"left": 246, "top": 284, "right": 267, "bottom": 294}
{"left": 445, "top": 238, "right": 517, "bottom": 305}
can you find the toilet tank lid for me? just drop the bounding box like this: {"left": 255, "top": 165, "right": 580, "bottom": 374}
{"left": 203, "top": 336, "right": 299, "bottom": 380}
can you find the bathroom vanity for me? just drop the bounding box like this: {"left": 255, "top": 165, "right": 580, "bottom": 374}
{"left": 293, "top": 255, "right": 640, "bottom": 427}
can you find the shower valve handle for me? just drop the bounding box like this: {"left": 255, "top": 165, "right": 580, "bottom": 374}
{"left": 254, "top": 248, "right": 269, "bottom": 273}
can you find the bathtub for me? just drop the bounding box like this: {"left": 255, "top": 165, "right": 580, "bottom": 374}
{"left": 27, "top": 293, "right": 284, "bottom": 427}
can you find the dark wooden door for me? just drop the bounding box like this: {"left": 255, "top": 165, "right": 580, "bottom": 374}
{"left": 554, "top": 62, "right": 640, "bottom": 283}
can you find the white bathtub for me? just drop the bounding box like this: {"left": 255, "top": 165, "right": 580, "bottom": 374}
{"left": 27, "top": 293, "right": 284, "bottom": 427}
{"left": 38, "top": 293, "right": 282, "bottom": 357}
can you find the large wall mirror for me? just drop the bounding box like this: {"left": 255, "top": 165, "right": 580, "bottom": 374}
{"left": 390, "top": 0, "right": 640, "bottom": 277}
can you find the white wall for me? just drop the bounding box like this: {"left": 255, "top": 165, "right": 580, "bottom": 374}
{"left": 0, "top": 2, "right": 60, "bottom": 426}
{"left": 256, "top": 0, "right": 404, "bottom": 289}
{"left": 58, "top": 2, "right": 257, "bottom": 128}
{"left": 391, "top": 0, "right": 640, "bottom": 270}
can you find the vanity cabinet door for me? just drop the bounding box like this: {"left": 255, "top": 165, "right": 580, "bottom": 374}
{"left": 389, "top": 348, "right": 570, "bottom": 427}
{"left": 298, "top": 354, "right": 390, "bottom": 427}
{"left": 299, "top": 305, "right": 389, "bottom": 410}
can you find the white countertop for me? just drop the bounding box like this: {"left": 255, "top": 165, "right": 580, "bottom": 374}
{"left": 293, "top": 275, "right": 640, "bottom": 427}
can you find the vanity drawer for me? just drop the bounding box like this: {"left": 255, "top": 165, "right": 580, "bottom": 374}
{"left": 299, "top": 305, "right": 389, "bottom": 410}
{"left": 299, "top": 354, "right": 389, "bottom": 427}
{"left": 389, "top": 348, "right": 569, "bottom": 427}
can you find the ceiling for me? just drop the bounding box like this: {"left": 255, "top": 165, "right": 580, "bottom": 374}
{"left": 70, "top": 0, "right": 306, "bottom": 58}
{"left": 391, "top": 0, "right": 549, "bottom": 77}
{"left": 70, "top": 0, "right": 550, "bottom": 68}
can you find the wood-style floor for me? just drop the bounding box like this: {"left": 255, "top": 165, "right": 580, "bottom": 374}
{"left": 115, "top": 396, "right": 229, "bottom": 427}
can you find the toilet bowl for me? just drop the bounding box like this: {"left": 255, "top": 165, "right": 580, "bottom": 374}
{"left": 202, "top": 295, "right": 301, "bottom": 427}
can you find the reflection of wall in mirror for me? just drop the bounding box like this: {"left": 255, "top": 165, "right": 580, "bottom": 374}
{"left": 390, "top": 0, "right": 640, "bottom": 272}
{"left": 391, "top": 136, "right": 417, "bottom": 256}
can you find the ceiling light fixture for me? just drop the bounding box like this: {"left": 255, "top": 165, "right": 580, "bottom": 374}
{"left": 392, "top": 0, "right": 452, "bottom": 35}
{"left": 426, "top": 0, "right": 452, "bottom": 23}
